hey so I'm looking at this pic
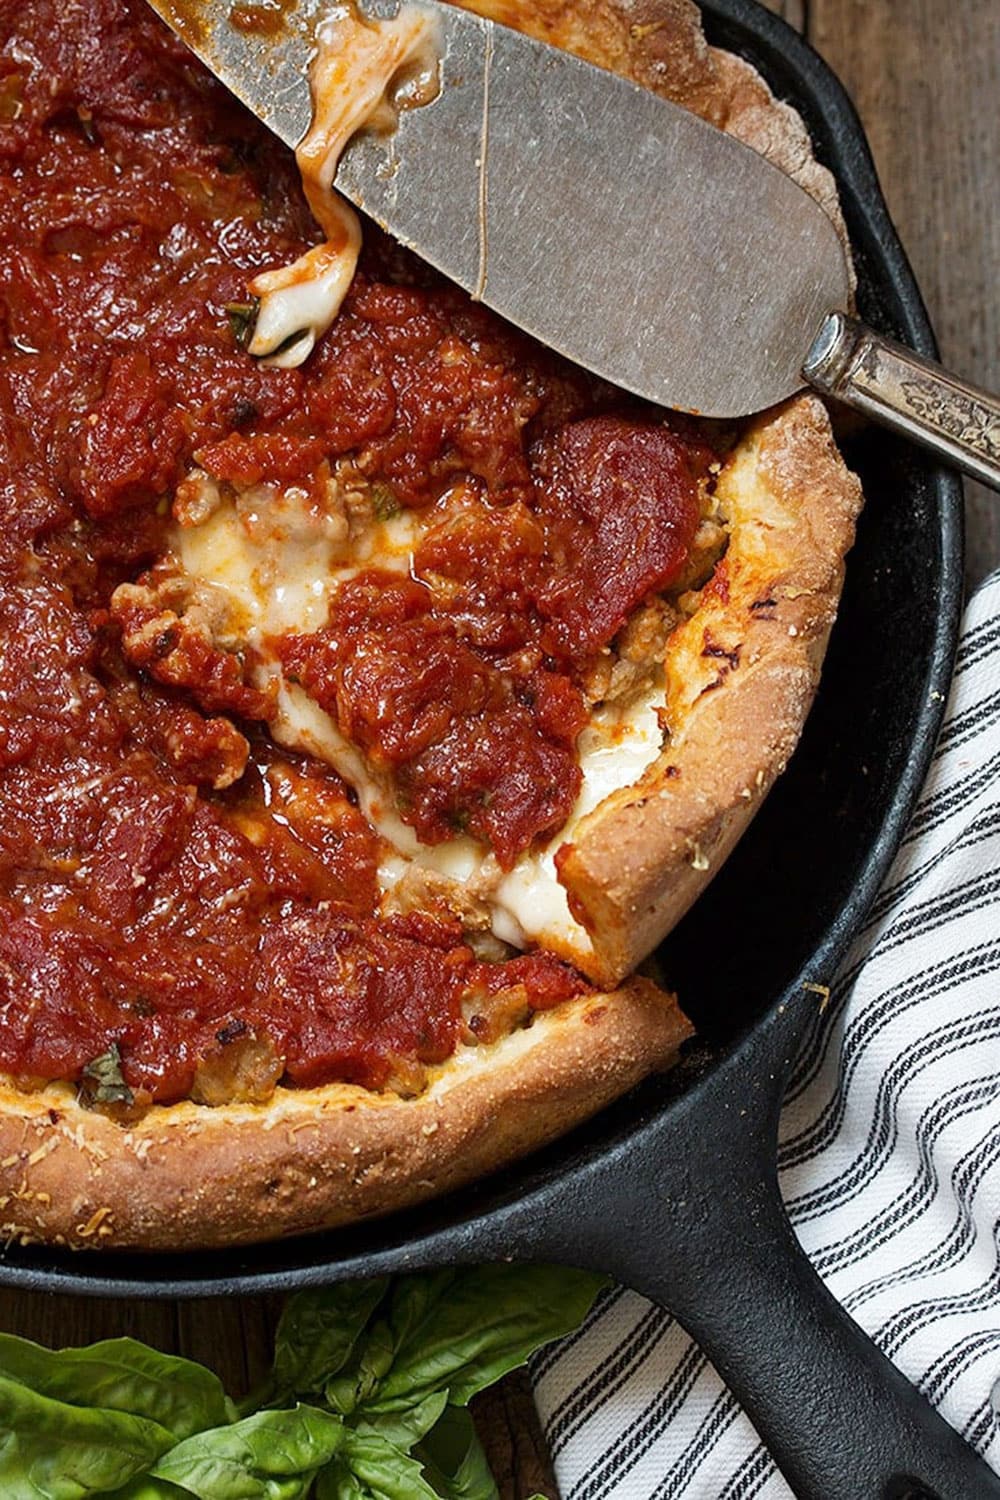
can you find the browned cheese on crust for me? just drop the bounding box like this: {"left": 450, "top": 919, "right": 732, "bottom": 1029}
{"left": 0, "top": 982, "right": 689, "bottom": 1250}
{"left": 0, "top": 0, "right": 861, "bottom": 1250}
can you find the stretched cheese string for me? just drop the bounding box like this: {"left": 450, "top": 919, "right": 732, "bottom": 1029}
{"left": 249, "top": 1, "right": 439, "bottom": 367}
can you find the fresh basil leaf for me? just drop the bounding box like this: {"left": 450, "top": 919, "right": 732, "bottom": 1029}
{"left": 369, "top": 1266, "right": 607, "bottom": 1411}
{"left": 351, "top": 1391, "right": 447, "bottom": 1454}
{"left": 378, "top": 1272, "right": 456, "bottom": 1366}
{"left": 0, "top": 1334, "right": 232, "bottom": 1440}
{"left": 324, "top": 1320, "right": 394, "bottom": 1420}
{"left": 314, "top": 1466, "right": 364, "bottom": 1500}
{"left": 150, "top": 1404, "right": 344, "bottom": 1499}
{"left": 413, "top": 1407, "right": 498, "bottom": 1500}
{"left": 317, "top": 1431, "right": 439, "bottom": 1500}
{"left": 272, "top": 1280, "right": 389, "bottom": 1400}
{"left": 0, "top": 1374, "right": 175, "bottom": 1499}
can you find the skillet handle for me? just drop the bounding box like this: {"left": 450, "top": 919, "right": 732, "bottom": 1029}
{"left": 617, "top": 1189, "right": 1000, "bottom": 1500}
{"left": 591, "top": 1053, "right": 1000, "bottom": 1500}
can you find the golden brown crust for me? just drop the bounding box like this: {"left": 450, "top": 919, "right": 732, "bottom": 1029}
{"left": 0, "top": 982, "right": 690, "bottom": 1250}
{"left": 2, "top": 0, "right": 859, "bottom": 1249}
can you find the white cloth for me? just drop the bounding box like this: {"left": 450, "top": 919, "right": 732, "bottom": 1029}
{"left": 532, "top": 571, "right": 1000, "bottom": 1498}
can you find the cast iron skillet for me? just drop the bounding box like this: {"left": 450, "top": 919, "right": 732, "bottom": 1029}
{"left": 1, "top": 2, "right": 991, "bottom": 1494}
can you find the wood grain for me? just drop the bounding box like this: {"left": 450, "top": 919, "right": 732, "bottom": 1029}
{"left": 0, "top": 1292, "right": 276, "bottom": 1395}
{"left": 760, "top": 0, "right": 805, "bottom": 29}
{"left": 1, "top": 9, "right": 995, "bottom": 1500}
{"left": 765, "top": 0, "right": 1000, "bottom": 583}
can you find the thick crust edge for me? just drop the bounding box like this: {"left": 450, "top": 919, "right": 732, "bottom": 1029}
{"left": 0, "top": 981, "right": 690, "bottom": 1251}
{"left": 561, "top": 397, "right": 862, "bottom": 983}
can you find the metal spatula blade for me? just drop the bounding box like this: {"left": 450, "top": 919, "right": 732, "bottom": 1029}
{"left": 146, "top": 0, "right": 1000, "bottom": 487}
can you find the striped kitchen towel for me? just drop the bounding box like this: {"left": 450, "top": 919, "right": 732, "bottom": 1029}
{"left": 532, "top": 568, "right": 1000, "bottom": 1498}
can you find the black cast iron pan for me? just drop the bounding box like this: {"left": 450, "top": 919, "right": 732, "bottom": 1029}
{"left": 1, "top": 3, "right": 989, "bottom": 1494}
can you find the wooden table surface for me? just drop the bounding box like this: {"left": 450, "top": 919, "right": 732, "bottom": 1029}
{"left": 1, "top": 3, "right": 997, "bottom": 1497}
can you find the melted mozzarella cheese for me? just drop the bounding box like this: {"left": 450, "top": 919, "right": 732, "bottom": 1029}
{"left": 249, "top": 2, "right": 439, "bottom": 367}
{"left": 491, "top": 692, "right": 664, "bottom": 953}
{"left": 173, "top": 488, "right": 420, "bottom": 637}
{"left": 274, "top": 677, "right": 486, "bottom": 883}
{"left": 269, "top": 666, "right": 663, "bottom": 963}
{"left": 171, "top": 492, "right": 665, "bottom": 962}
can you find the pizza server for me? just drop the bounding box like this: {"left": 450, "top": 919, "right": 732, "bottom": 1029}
{"left": 147, "top": 0, "right": 999, "bottom": 490}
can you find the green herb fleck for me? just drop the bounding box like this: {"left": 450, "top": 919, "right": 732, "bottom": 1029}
{"left": 371, "top": 483, "right": 401, "bottom": 522}
{"left": 225, "top": 300, "right": 258, "bottom": 351}
{"left": 79, "top": 1043, "right": 134, "bottom": 1108}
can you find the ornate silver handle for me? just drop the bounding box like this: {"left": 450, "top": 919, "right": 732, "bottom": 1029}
{"left": 803, "top": 311, "right": 1000, "bottom": 491}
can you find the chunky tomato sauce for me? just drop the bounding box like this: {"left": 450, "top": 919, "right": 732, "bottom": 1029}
{"left": 0, "top": 0, "right": 703, "bottom": 1102}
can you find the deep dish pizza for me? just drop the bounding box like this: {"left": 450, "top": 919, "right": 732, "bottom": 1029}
{"left": 0, "top": 0, "right": 861, "bottom": 1249}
